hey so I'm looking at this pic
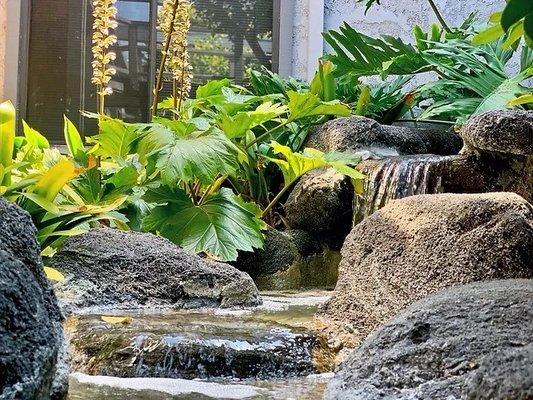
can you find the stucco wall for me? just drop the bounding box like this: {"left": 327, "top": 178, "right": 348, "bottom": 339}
{"left": 0, "top": 0, "right": 6, "bottom": 100}
{"left": 284, "top": 0, "right": 502, "bottom": 80}
{"left": 324, "top": 0, "right": 501, "bottom": 42}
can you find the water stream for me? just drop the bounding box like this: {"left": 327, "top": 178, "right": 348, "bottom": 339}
{"left": 67, "top": 291, "right": 332, "bottom": 400}
{"left": 354, "top": 154, "right": 453, "bottom": 224}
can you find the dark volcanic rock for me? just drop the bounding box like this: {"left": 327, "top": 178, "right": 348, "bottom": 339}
{"left": 284, "top": 168, "right": 354, "bottom": 249}
{"left": 305, "top": 116, "right": 462, "bottom": 156}
{"left": 51, "top": 228, "right": 260, "bottom": 312}
{"left": 325, "top": 280, "right": 533, "bottom": 400}
{"left": 460, "top": 110, "right": 533, "bottom": 156}
{"left": 320, "top": 192, "right": 533, "bottom": 346}
{"left": 0, "top": 198, "right": 67, "bottom": 400}
{"left": 234, "top": 229, "right": 340, "bottom": 290}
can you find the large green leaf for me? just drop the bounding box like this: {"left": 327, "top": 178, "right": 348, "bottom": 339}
{"left": 143, "top": 186, "right": 265, "bottom": 261}
{"left": 92, "top": 117, "right": 140, "bottom": 159}
{"left": 139, "top": 125, "right": 240, "bottom": 185}
{"left": 287, "top": 91, "right": 350, "bottom": 122}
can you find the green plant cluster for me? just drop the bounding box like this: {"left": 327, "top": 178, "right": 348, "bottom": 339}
{"left": 328, "top": 0, "right": 533, "bottom": 125}
{"left": 0, "top": 76, "right": 365, "bottom": 261}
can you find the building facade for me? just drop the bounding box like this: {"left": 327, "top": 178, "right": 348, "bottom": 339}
{"left": 0, "top": 0, "right": 500, "bottom": 139}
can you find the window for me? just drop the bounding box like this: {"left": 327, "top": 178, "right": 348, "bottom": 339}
{"left": 21, "top": 0, "right": 277, "bottom": 142}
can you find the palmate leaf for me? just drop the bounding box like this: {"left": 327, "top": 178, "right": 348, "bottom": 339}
{"left": 266, "top": 141, "right": 365, "bottom": 188}
{"left": 91, "top": 117, "right": 141, "bottom": 159}
{"left": 323, "top": 23, "right": 428, "bottom": 78}
{"left": 143, "top": 186, "right": 265, "bottom": 261}
{"left": 139, "top": 125, "right": 240, "bottom": 185}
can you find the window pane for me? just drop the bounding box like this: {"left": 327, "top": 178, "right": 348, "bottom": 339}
{"left": 157, "top": 0, "right": 273, "bottom": 98}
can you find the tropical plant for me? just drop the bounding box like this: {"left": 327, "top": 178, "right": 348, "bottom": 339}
{"left": 473, "top": 0, "right": 533, "bottom": 49}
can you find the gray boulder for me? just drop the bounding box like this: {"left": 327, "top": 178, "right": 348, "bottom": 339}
{"left": 0, "top": 198, "right": 68, "bottom": 400}
{"left": 51, "top": 228, "right": 260, "bottom": 312}
{"left": 284, "top": 168, "right": 354, "bottom": 248}
{"left": 305, "top": 116, "right": 462, "bottom": 156}
{"left": 319, "top": 192, "right": 533, "bottom": 346}
{"left": 325, "top": 280, "right": 533, "bottom": 400}
{"left": 461, "top": 110, "right": 533, "bottom": 156}
{"left": 234, "top": 229, "right": 340, "bottom": 290}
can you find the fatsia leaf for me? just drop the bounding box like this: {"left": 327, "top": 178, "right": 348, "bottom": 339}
{"left": 92, "top": 117, "right": 140, "bottom": 159}
{"left": 265, "top": 141, "right": 364, "bottom": 188}
{"left": 141, "top": 126, "right": 240, "bottom": 185}
{"left": 287, "top": 91, "right": 350, "bottom": 122}
{"left": 196, "top": 78, "right": 231, "bottom": 99}
{"left": 142, "top": 186, "right": 264, "bottom": 261}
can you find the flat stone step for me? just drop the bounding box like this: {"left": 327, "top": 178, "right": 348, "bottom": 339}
{"left": 68, "top": 292, "right": 331, "bottom": 380}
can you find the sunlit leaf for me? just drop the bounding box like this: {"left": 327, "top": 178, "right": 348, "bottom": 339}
{"left": 0, "top": 100, "right": 16, "bottom": 185}
{"left": 44, "top": 267, "right": 65, "bottom": 282}
{"left": 287, "top": 91, "right": 350, "bottom": 122}
{"left": 64, "top": 116, "right": 87, "bottom": 164}
{"left": 33, "top": 159, "right": 80, "bottom": 201}
{"left": 101, "top": 316, "right": 132, "bottom": 325}
{"left": 22, "top": 121, "right": 49, "bottom": 149}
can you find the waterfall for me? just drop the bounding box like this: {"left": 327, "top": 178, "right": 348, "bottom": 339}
{"left": 354, "top": 155, "right": 453, "bottom": 224}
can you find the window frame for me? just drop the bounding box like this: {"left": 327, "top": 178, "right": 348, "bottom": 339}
{"left": 18, "top": 0, "right": 282, "bottom": 138}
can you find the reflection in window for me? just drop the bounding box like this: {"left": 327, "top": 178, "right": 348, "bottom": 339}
{"left": 157, "top": 0, "right": 273, "bottom": 98}
{"left": 24, "top": 0, "right": 274, "bottom": 141}
{"left": 105, "top": 0, "right": 151, "bottom": 121}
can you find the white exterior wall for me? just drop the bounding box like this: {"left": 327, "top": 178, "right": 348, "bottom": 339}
{"left": 281, "top": 0, "right": 502, "bottom": 80}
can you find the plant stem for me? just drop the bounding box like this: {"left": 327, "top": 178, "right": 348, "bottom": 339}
{"left": 151, "top": 0, "right": 180, "bottom": 120}
{"left": 262, "top": 179, "right": 296, "bottom": 217}
{"left": 172, "top": 78, "right": 178, "bottom": 120}
{"left": 245, "top": 121, "right": 289, "bottom": 149}
{"left": 98, "top": 85, "right": 105, "bottom": 115}
{"left": 427, "top": 0, "right": 451, "bottom": 33}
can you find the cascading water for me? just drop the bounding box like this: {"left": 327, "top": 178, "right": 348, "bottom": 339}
{"left": 354, "top": 155, "right": 454, "bottom": 224}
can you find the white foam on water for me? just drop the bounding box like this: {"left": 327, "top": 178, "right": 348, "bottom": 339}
{"left": 70, "top": 373, "right": 261, "bottom": 399}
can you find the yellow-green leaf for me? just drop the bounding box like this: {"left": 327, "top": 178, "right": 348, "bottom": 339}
{"left": 64, "top": 116, "right": 87, "bottom": 163}
{"left": 508, "top": 93, "right": 533, "bottom": 106}
{"left": 44, "top": 267, "right": 65, "bottom": 282}
{"left": 0, "top": 100, "right": 16, "bottom": 185}
{"left": 101, "top": 316, "right": 133, "bottom": 325}
{"left": 22, "top": 120, "right": 49, "bottom": 149}
{"left": 473, "top": 24, "right": 505, "bottom": 45}
{"left": 34, "top": 159, "right": 80, "bottom": 201}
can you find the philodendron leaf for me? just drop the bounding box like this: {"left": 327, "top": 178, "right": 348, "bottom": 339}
{"left": 266, "top": 141, "right": 364, "bottom": 187}
{"left": 287, "top": 91, "right": 350, "bottom": 122}
{"left": 142, "top": 186, "right": 265, "bottom": 261}
{"left": 141, "top": 126, "right": 240, "bottom": 185}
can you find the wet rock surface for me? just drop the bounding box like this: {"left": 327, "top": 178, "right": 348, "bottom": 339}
{"left": 234, "top": 229, "right": 340, "bottom": 290}
{"left": 0, "top": 198, "right": 67, "bottom": 400}
{"left": 284, "top": 168, "right": 354, "bottom": 248}
{"left": 320, "top": 192, "right": 533, "bottom": 346}
{"left": 460, "top": 110, "right": 533, "bottom": 156}
{"left": 67, "top": 292, "right": 331, "bottom": 381}
{"left": 325, "top": 280, "right": 533, "bottom": 400}
{"left": 305, "top": 116, "right": 462, "bottom": 156}
{"left": 51, "top": 228, "right": 260, "bottom": 313}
